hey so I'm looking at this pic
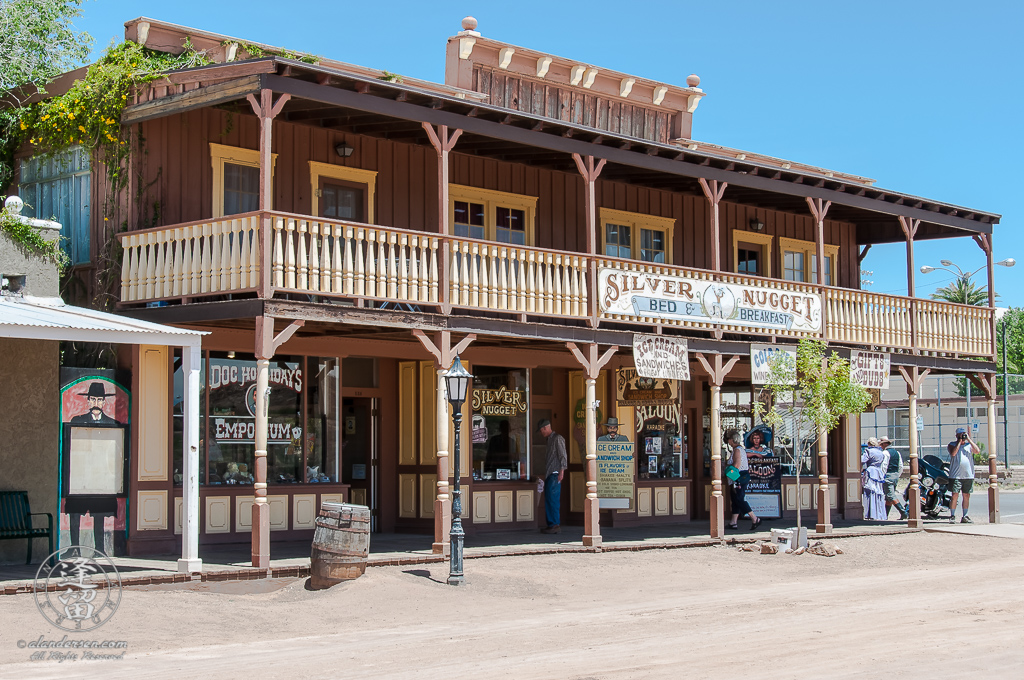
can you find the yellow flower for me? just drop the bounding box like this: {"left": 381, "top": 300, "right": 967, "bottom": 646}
{"left": 68, "top": 113, "right": 74, "bottom": 119}
{"left": 19, "top": 121, "right": 26, "bottom": 130}
{"left": 79, "top": 125, "right": 86, "bottom": 133}
{"left": 41, "top": 115, "right": 49, "bottom": 121}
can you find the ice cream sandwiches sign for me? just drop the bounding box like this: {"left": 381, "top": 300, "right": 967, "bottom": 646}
{"left": 632, "top": 334, "right": 690, "bottom": 381}
{"left": 850, "top": 350, "right": 890, "bottom": 389}
{"left": 599, "top": 268, "right": 822, "bottom": 333}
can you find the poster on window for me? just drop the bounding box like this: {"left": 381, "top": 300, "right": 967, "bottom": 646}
{"left": 850, "top": 350, "right": 890, "bottom": 390}
{"left": 745, "top": 454, "right": 783, "bottom": 518}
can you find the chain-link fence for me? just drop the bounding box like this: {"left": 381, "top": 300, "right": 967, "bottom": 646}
{"left": 861, "top": 373, "right": 1024, "bottom": 466}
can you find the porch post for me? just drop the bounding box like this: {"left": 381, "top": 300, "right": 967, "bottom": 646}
{"left": 567, "top": 342, "right": 618, "bottom": 548}
{"left": 898, "top": 217, "right": 920, "bottom": 297}
{"left": 252, "top": 316, "right": 304, "bottom": 568}
{"left": 423, "top": 124, "right": 463, "bottom": 314}
{"left": 177, "top": 339, "right": 203, "bottom": 573}
{"left": 968, "top": 373, "right": 1001, "bottom": 524}
{"left": 805, "top": 198, "right": 832, "bottom": 286}
{"left": 899, "top": 366, "right": 929, "bottom": 529}
{"left": 815, "top": 422, "right": 832, "bottom": 534}
{"left": 414, "top": 330, "right": 476, "bottom": 555}
{"left": 573, "top": 154, "right": 607, "bottom": 326}
{"left": 698, "top": 178, "right": 727, "bottom": 272}
{"left": 695, "top": 353, "right": 742, "bottom": 539}
{"left": 247, "top": 90, "right": 290, "bottom": 299}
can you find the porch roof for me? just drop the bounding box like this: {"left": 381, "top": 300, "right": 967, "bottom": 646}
{"left": 0, "top": 295, "right": 206, "bottom": 347}
{"left": 119, "top": 56, "right": 1002, "bottom": 246}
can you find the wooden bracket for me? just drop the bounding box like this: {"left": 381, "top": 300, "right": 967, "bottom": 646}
{"left": 897, "top": 366, "right": 931, "bottom": 397}
{"left": 966, "top": 373, "right": 996, "bottom": 401}
{"left": 805, "top": 197, "right": 832, "bottom": 223}
{"left": 972, "top": 233, "right": 992, "bottom": 255}
{"left": 255, "top": 316, "right": 304, "bottom": 360}
{"left": 413, "top": 329, "right": 476, "bottom": 369}
{"left": 698, "top": 177, "right": 727, "bottom": 205}
{"left": 247, "top": 91, "right": 291, "bottom": 119}
{"left": 422, "top": 122, "right": 462, "bottom": 154}
{"left": 898, "top": 216, "right": 920, "bottom": 241}
{"left": 572, "top": 153, "right": 607, "bottom": 183}
{"left": 694, "top": 352, "right": 741, "bottom": 386}
{"left": 566, "top": 342, "right": 618, "bottom": 380}
{"left": 858, "top": 244, "right": 872, "bottom": 264}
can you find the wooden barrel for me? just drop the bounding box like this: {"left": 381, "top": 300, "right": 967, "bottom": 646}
{"left": 309, "top": 502, "right": 371, "bottom": 589}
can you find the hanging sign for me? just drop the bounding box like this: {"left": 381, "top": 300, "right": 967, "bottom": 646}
{"left": 599, "top": 268, "right": 822, "bottom": 333}
{"left": 850, "top": 350, "right": 891, "bottom": 389}
{"left": 750, "top": 343, "right": 798, "bottom": 386}
{"left": 616, "top": 368, "right": 678, "bottom": 406}
{"left": 596, "top": 439, "right": 635, "bottom": 509}
{"left": 632, "top": 334, "right": 690, "bottom": 381}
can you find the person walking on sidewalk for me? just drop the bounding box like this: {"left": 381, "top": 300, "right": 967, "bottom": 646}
{"left": 726, "top": 430, "right": 762, "bottom": 531}
{"left": 538, "top": 419, "right": 567, "bottom": 534}
{"left": 948, "top": 427, "right": 979, "bottom": 524}
{"left": 880, "top": 436, "right": 909, "bottom": 520}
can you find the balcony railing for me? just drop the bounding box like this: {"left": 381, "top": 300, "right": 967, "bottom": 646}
{"left": 119, "top": 211, "right": 996, "bottom": 359}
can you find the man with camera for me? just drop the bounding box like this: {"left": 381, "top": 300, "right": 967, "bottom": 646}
{"left": 948, "top": 427, "right": 980, "bottom": 524}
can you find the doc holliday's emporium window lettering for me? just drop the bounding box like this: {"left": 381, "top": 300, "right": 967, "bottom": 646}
{"left": 173, "top": 352, "right": 339, "bottom": 487}
{"left": 471, "top": 367, "right": 531, "bottom": 481}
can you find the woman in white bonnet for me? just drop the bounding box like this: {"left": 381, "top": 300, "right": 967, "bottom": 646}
{"left": 861, "top": 437, "right": 890, "bottom": 520}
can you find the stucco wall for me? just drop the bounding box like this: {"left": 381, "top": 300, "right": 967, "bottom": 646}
{"left": 0, "top": 337, "right": 59, "bottom": 564}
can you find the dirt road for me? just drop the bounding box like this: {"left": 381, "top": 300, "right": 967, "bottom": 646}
{"left": 1, "top": 531, "right": 1021, "bottom": 679}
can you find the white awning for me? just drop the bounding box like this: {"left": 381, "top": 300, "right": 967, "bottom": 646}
{"left": 0, "top": 295, "right": 205, "bottom": 347}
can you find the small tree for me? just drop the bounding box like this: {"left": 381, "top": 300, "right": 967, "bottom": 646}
{"left": 752, "top": 339, "right": 871, "bottom": 528}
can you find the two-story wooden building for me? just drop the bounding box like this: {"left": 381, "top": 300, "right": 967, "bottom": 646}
{"left": 8, "top": 16, "right": 1003, "bottom": 568}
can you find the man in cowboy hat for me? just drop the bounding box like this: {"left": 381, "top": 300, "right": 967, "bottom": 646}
{"left": 537, "top": 419, "right": 567, "bottom": 534}
{"left": 598, "top": 417, "right": 626, "bottom": 441}
{"left": 70, "top": 381, "right": 120, "bottom": 426}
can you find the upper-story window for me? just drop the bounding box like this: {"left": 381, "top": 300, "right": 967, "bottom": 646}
{"left": 732, "top": 231, "right": 773, "bottom": 278}
{"left": 449, "top": 185, "right": 536, "bottom": 245}
{"left": 18, "top": 146, "right": 91, "bottom": 265}
{"left": 779, "top": 237, "right": 839, "bottom": 285}
{"left": 211, "top": 144, "right": 277, "bottom": 218}
{"left": 599, "top": 208, "right": 675, "bottom": 264}
{"left": 310, "top": 161, "right": 377, "bottom": 224}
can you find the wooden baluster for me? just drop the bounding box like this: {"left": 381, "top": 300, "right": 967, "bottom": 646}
{"left": 448, "top": 240, "right": 460, "bottom": 306}
{"left": 543, "top": 253, "right": 554, "bottom": 315}
{"left": 468, "top": 242, "right": 480, "bottom": 307}
{"left": 342, "top": 226, "right": 354, "bottom": 295}
{"left": 138, "top": 234, "right": 150, "bottom": 301}
{"left": 408, "top": 236, "right": 419, "bottom": 302}
{"left": 153, "top": 232, "right": 167, "bottom": 299}
{"left": 569, "top": 256, "right": 580, "bottom": 317}
{"left": 307, "top": 222, "right": 320, "bottom": 292}
{"left": 562, "top": 255, "right": 572, "bottom": 316}
{"left": 217, "top": 219, "right": 230, "bottom": 291}
{"left": 197, "top": 224, "right": 213, "bottom": 294}
{"left": 354, "top": 228, "right": 365, "bottom": 297}
{"left": 458, "top": 241, "right": 469, "bottom": 306}
{"left": 282, "top": 219, "right": 295, "bottom": 289}
{"left": 369, "top": 230, "right": 381, "bottom": 298}
{"left": 142, "top": 232, "right": 157, "bottom": 300}
{"left": 230, "top": 219, "right": 243, "bottom": 291}
{"left": 507, "top": 249, "right": 519, "bottom": 311}
{"left": 388, "top": 232, "right": 400, "bottom": 300}
{"left": 209, "top": 221, "right": 223, "bottom": 293}
{"left": 272, "top": 217, "right": 285, "bottom": 288}
{"left": 296, "top": 220, "right": 308, "bottom": 290}
{"left": 498, "top": 247, "right": 508, "bottom": 310}
{"left": 552, "top": 254, "right": 563, "bottom": 315}
{"left": 169, "top": 229, "right": 182, "bottom": 298}
{"left": 427, "top": 238, "right": 438, "bottom": 303}
{"left": 479, "top": 244, "right": 490, "bottom": 308}
{"left": 488, "top": 246, "right": 499, "bottom": 309}
{"left": 122, "top": 234, "right": 136, "bottom": 301}
{"left": 247, "top": 217, "right": 258, "bottom": 289}
{"left": 235, "top": 222, "right": 248, "bottom": 292}
{"left": 179, "top": 227, "right": 193, "bottom": 297}
{"left": 320, "top": 223, "right": 332, "bottom": 293}
{"left": 526, "top": 251, "right": 536, "bottom": 313}
{"left": 189, "top": 224, "right": 202, "bottom": 295}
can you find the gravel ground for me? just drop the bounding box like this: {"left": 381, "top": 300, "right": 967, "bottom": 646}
{"left": 0, "top": 531, "right": 1021, "bottom": 679}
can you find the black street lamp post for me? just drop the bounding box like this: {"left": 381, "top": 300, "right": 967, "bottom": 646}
{"left": 443, "top": 356, "right": 472, "bottom": 586}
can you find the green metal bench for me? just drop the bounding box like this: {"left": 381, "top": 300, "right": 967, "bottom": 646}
{"left": 0, "top": 491, "right": 54, "bottom": 564}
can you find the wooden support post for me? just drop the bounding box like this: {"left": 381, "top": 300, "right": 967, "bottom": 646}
{"left": 177, "top": 340, "right": 202, "bottom": 574}
{"left": 573, "top": 154, "right": 607, "bottom": 328}
{"left": 899, "top": 366, "right": 930, "bottom": 529}
{"left": 252, "top": 315, "right": 304, "bottom": 569}
{"left": 698, "top": 178, "right": 727, "bottom": 272}
{"left": 899, "top": 217, "right": 921, "bottom": 352}
{"left": 805, "top": 197, "right": 832, "bottom": 286}
{"left": 423, "top": 123, "right": 463, "bottom": 315}
{"left": 816, "top": 422, "right": 832, "bottom": 534}
{"left": 973, "top": 233, "right": 998, "bottom": 358}
{"left": 414, "top": 330, "right": 476, "bottom": 555}
{"left": 967, "top": 373, "right": 1000, "bottom": 524}
{"left": 247, "top": 90, "right": 290, "bottom": 300}
{"left": 695, "top": 352, "right": 742, "bottom": 539}
{"left": 566, "top": 342, "right": 618, "bottom": 548}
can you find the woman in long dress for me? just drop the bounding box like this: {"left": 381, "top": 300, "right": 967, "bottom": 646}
{"left": 861, "top": 437, "right": 890, "bottom": 520}
{"left": 727, "top": 430, "right": 763, "bottom": 531}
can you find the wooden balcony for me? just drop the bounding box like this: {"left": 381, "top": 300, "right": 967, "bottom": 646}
{"left": 119, "top": 211, "right": 996, "bottom": 358}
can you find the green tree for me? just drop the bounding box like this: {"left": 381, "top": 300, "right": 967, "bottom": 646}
{"left": 752, "top": 339, "right": 871, "bottom": 529}
{"left": 929, "top": 277, "right": 991, "bottom": 306}
{"left": 0, "top": 0, "right": 93, "bottom": 189}
{"left": 997, "top": 307, "right": 1024, "bottom": 375}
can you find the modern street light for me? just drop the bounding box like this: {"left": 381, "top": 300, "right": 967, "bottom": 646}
{"left": 443, "top": 355, "right": 472, "bottom": 586}
{"left": 919, "top": 258, "right": 1015, "bottom": 278}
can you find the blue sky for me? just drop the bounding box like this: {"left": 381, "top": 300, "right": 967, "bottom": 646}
{"left": 75, "top": 1, "right": 1022, "bottom": 306}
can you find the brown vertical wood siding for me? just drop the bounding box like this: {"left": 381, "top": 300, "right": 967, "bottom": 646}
{"left": 132, "top": 109, "right": 857, "bottom": 289}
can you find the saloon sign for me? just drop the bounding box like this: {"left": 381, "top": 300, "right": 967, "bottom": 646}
{"left": 632, "top": 334, "right": 690, "bottom": 381}
{"left": 850, "top": 350, "right": 891, "bottom": 389}
{"left": 599, "top": 268, "right": 822, "bottom": 333}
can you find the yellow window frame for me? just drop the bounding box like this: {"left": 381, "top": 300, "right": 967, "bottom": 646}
{"left": 309, "top": 161, "right": 378, "bottom": 224}
{"left": 599, "top": 207, "right": 675, "bottom": 264}
{"left": 448, "top": 184, "right": 537, "bottom": 245}
{"left": 732, "top": 230, "right": 774, "bottom": 278}
{"left": 210, "top": 143, "right": 277, "bottom": 218}
{"left": 779, "top": 236, "right": 839, "bottom": 285}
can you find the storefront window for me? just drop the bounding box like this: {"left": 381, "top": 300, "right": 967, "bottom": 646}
{"left": 306, "top": 358, "right": 340, "bottom": 483}
{"left": 470, "top": 366, "right": 530, "bottom": 481}
{"left": 636, "top": 404, "right": 686, "bottom": 478}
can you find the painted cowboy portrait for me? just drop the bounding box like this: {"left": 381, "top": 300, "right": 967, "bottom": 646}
{"left": 70, "top": 382, "right": 121, "bottom": 426}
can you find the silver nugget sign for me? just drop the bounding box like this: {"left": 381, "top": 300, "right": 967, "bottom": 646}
{"left": 599, "top": 268, "right": 822, "bottom": 333}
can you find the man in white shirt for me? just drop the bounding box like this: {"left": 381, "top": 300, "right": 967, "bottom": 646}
{"left": 947, "top": 427, "right": 979, "bottom": 524}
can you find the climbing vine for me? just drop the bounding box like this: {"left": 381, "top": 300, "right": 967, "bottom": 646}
{"left": 0, "top": 196, "right": 69, "bottom": 272}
